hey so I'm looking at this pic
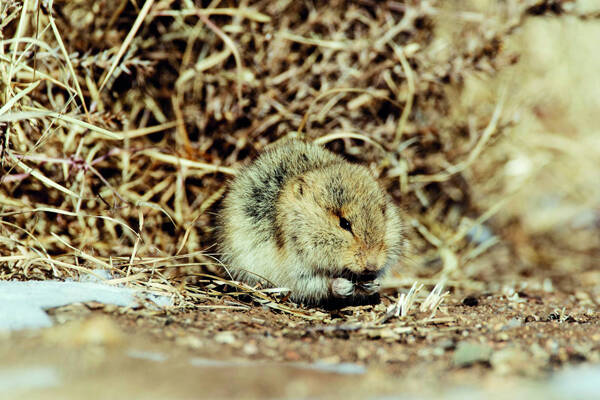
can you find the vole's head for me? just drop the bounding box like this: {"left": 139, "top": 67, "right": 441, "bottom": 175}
{"left": 277, "top": 163, "right": 404, "bottom": 280}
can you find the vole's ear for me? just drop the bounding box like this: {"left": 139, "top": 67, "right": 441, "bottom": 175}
{"left": 291, "top": 177, "right": 305, "bottom": 198}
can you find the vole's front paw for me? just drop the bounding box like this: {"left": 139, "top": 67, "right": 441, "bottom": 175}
{"left": 331, "top": 277, "right": 355, "bottom": 298}
{"left": 358, "top": 279, "right": 381, "bottom": 295}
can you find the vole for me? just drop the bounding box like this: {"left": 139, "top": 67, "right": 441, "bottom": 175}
{"left": 218, "top": 139, "right": 404, "bottom": 305}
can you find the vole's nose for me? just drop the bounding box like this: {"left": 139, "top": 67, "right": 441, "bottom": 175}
{"left": 365, "top": 262, "right": 379, "bottom": 272}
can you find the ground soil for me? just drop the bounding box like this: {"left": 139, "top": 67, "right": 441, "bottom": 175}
{"left": 3, "top": 288, "right": 598, "bottom": 399}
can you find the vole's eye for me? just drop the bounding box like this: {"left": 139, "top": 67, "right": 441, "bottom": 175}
{"left": 339, "top": 217, "right": 352, "bottom": 232}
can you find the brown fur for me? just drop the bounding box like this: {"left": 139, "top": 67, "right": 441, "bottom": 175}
{"left": 218, "top": 139, "right": 405, "bottom": 305}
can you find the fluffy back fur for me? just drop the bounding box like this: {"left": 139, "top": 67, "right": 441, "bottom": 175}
{"left": 218, "top": 139, "right": 404, "bottom": 304}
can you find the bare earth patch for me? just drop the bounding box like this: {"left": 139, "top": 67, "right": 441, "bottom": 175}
{"left": 2, "top": 287, "right": 598, "bottom": 399}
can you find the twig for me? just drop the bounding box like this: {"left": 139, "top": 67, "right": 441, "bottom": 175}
{"left": 99, "top": 0, "right": 155, "bottom": 92}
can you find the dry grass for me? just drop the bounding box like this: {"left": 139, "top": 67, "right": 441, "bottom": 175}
{"left": 1, "top": 0, "right": 597, "bottom": 317}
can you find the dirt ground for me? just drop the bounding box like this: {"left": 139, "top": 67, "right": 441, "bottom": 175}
{"left": 3, "top": 285, "right": 599, "bottom": 399}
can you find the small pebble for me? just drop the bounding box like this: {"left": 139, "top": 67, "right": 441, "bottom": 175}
{"left": 214, "top": 331, "right": 236, "bottom": 344}
{"left": 452, "top": 341, "right": 493, "bottom": 367}
{"left": 462, "top": 296, "right": 479, "bottom": 307}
